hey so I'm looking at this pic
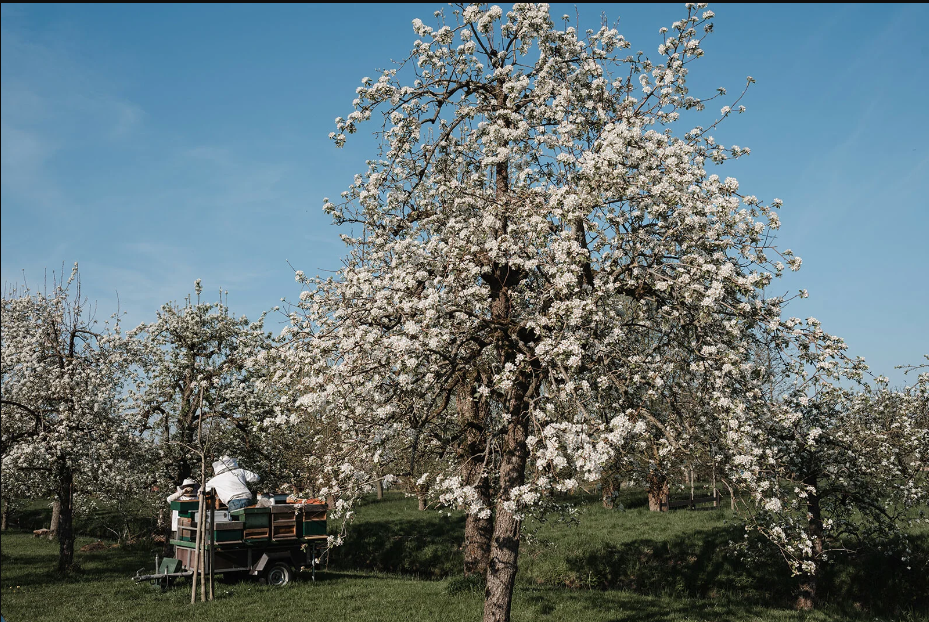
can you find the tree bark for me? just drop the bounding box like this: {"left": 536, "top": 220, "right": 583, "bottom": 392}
{"left": 796, "top": 474, "right": 823, "bottom": 610}
{"left": 601, "top": 477, "right": 618, "bottom": 509}
{"left": 464, "top": 509, "right": 493, "bottom": 578}
{"left": 458, "top": 380, "right": 493, "bottom": 578}
{"left": 56, "top": 467, "right": 75, "bottom": 571}
{"left": 482, "top": 400, "right": 530, "bottom": 622}
{"left": 1, "top": 504, "right": 8, "bottom": 531}
{"left": 49, "top": 498, "right": 61, "bottom": 538}
{"left": 375, "top": 479, "right": 384, "bottom": 500}
{"left": 647, "top": 466, "right": 669, "bottom": 512}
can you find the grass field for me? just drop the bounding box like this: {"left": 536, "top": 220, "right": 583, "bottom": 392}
{"left": 1, "top": 490, "right": 926, "bottom": 622}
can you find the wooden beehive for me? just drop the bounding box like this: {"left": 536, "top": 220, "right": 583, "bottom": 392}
{"left": 300, "top": 504, "right": 327, "bottom": 538}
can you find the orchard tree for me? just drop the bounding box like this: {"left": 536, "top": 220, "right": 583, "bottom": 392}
{"left": 283, "top": 4, "right": 849, "bottom": 620}
{"left": 730, "top": 356, "right": 929, "bottom": 609}
{"left": 130, "top": 282, "right": 278, "bottom": 524}
{"left": 1, "top": 265, "right": 146, "bottom": 570}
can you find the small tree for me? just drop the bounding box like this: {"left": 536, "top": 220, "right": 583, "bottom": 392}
{"left": 1, "top": 265, "right": 144, "bottom": 570}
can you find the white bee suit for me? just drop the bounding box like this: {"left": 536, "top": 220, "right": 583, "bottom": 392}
{"left": 204, "top": 456, "right": 260, "bottom": 506}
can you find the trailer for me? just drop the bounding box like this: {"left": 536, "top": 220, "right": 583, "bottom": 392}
{"left": 134, "top": 496, "right": 328, "bottom": 589}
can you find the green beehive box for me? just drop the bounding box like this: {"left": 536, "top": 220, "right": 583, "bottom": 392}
{"left": 230, "top": 506, "right": 270, "bottom": 529}
{"left": 170, "top": 500, "right": 200, "bottom": 516}
{"left": 213, "top": 520, "right": 244, "bottom": 543}
{"left": 301, "top": 507, "right": 327, "bottom": 537}
{"left": 301, "top": 519, "right": 326, "bottom": 537}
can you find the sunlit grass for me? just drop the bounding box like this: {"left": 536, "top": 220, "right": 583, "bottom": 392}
{"left": 2, "top": 490, "right": 926, "bottom": 622}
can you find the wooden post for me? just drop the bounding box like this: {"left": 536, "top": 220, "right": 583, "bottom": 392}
{"left": 199, "top": 458, "right": 206, "bottom": 602}
{"left": 190, "top": 491, "right": 204, "bottom": 604}
{"left": 208, "top": 492, "right": 215, "bottom": 601}
{"left": 192, "top": 387, "right": 208, "bottom": 604}
{"left": 199, "top": 507, "right": 206, "bottom": 602}
{"left": 196, "top": 388, "right": 208, "bottom": 603}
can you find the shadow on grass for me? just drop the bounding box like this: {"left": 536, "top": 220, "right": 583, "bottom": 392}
{"left": 816, "top": 534, "right": 929, "bottom": 617}
{"left": 560, "top": 524, "right": 929, "bottom": 618}
{"left": 329, "top": 512, "right": 466, "bottom": 578}
{"left": 562, "top": 525, "right": 795, "bottom": 604}
{"left": 1, "top": 532, "right": 156, "bottom": 590}
{"left": 517, "top": 586, "right": 807, "bottom": 622}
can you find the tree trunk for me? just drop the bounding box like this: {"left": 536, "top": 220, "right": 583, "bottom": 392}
{"left": 647, "top": 467, "right": 669, "bottom": 512}
{"left": 418, "top": 493, "right": 427, "bottom": 512}
{"left": 464, "top": 511, "right": 493, "bottom": 578}
{"left": 49, "top": 498, "right": 61, "bottom": 539}
{"left": 1, "top": 504, "right": 8, "bottom": 531}
{"left": 796, "top": 475, "right": 823, "bottom": 610}
{"left": 601, "top": 477, "right": 618, "bottom": 509}
{"left": 56, "top": 467, "right": 75, "bottom": 571}
{"left": 482, "top": 408, "right": 529, "bottom": 622}
{"left": 458, "top": 380, "right": 493, "bottom": 578}
{"left": 689, "top": 464, "right": 694, "bottom": 503}
{"left": 375, "top": 479, "right": 384, "bottom": 500}
{"left": 482, "top": 115, "right": 531, "bottom": 620}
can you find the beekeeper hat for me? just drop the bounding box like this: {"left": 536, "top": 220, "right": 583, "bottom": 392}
{"left": 181, "top": 478, "right": 198, "bottom": 487}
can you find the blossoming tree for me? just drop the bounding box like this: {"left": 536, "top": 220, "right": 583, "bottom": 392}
{"left": 282, "top": 4, "right": 854, "bottom": 619}
{"left": 729, "top": 351, "right": 928, "bottom": 609}
{"left": 130, "top": 282, "right": 279, "bottom": 498}
{"left": 1, "top": 266, "right": 145, "bottom": 570}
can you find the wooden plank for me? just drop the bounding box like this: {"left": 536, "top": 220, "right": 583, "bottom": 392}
{"left": 243, "top": 528, "right": 269, "bottom": 541}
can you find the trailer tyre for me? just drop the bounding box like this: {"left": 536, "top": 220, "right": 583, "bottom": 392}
{"left": 265, "top": 561, "right": 292, "bottom": 587}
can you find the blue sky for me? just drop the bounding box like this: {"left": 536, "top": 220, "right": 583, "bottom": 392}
{"left": 2, "top": 3, "right": 927, "bottom": 386}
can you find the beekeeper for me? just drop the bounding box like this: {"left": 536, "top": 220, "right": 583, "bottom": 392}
{"left": 204, "top": 456, "right": 260, "bottom": 511}
{"left": 167, "top": 477, "right": 200, "bottom": 532}
{"left": 166, "top": 477, "right": 199, "bottom": 503}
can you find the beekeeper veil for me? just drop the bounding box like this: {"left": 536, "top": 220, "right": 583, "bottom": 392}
{"left": 212, "top": 455, "right": 239, "bottom": 476}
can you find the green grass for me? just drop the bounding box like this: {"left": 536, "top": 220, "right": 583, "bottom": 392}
{"left": 2, "top": 490, "right": 927, "bottom": 622}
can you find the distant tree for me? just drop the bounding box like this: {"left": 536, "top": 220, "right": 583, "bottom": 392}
{"left": 1, "top": 265, "right": 145, "bottom": 570}
{"left": 732, "top": 360, "right": 929, "bottom": 609}
{"left": 130, "top": 281, "right": 278, "bottom": 498}
{"left": 285, "top": 5, "right": 850, "bottom": 620}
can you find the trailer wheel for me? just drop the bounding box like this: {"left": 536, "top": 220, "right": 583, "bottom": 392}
{"left": 265, "top": 561, "right": 292, "bottom": 587}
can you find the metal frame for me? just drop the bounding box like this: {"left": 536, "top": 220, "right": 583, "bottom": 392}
{"left": 135, "top": 538, "right": 326, "bottom": 585}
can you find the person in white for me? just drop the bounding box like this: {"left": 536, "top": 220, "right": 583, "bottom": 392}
{"left": 167, "top": 477, "right": 200, "bottom": 532}
{"left": 205, "top": 456, "right": 259, "bottom": 512}
{"left": 166, "top": 477, "right": 199, "bottom": 503}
